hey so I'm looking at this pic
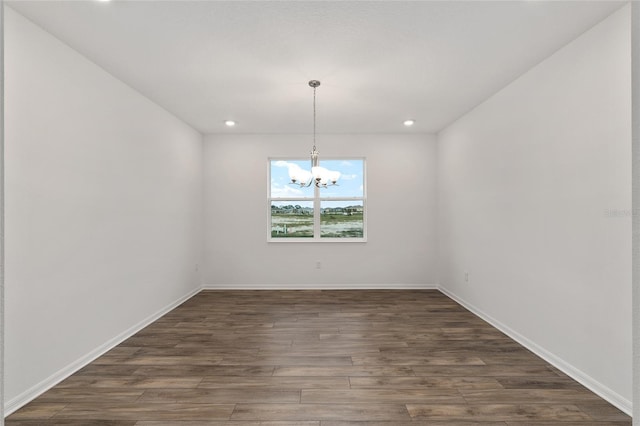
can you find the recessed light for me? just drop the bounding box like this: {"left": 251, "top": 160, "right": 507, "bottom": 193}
{"left": 224, "top": 120, "right": 236, "bottom": 127}
{"left": 403, "top": 119, "right": 415, "bottom": 127}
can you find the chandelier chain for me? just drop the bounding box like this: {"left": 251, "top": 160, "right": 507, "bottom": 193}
{"left": 313, "top": 85, "right": 317, "bottom": 152}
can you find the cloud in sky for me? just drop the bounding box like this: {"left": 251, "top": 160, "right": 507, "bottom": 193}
{"left": 340, "top": 173, "right": 359, "bottom": 180}
{"left": 271, "top": 182, "right": 306, "bottom": 198}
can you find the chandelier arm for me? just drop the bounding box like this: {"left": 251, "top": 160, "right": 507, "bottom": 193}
{"left": 289, "top": 180, "right": 313, "bottom": 188}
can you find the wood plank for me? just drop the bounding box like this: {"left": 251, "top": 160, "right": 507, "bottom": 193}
{"left": 35, "top": 389, "right": 145, "bottom": 403}
{"left": 351, "top": 354, "right": 486, "bottom": 366}
{"left": 505, "top": 423, "right": 631, "bottom": 426}
{"left": 411, "top": 365, "right": 560, "bottom": 377}
{"left": 136, "top": 422, "right": 319, "bottom": 426}
{"left": 496, "top": 376, "right": 585, "bottom": 389}
{"left": 74, "top": 365, "right": 140, "bottom": 376}
{"left": 56, "top": 376, "right": 203, "bottom": 389}
{"left": 349, "top": 376, "right": 503, "bottom": 390}
{"left": 406, "top": 404, "right": 592, "bottom": 422}
{"left": 322, "top": 422, "right": 507, "bottom": 426}
{"left": 6, "top": 421, "right": 136, "bottom": 426}
{"left": 132, "top": 365, "right": 275, "bottom": 377}
{"left": 218, "top": 355, "right": 353, "bottom": 366}
{"left": 230, "top": 403, "right": 412, "bottom": 421}
{"left": 52, "top": 404, "right": 235, "bottom": 421}
{"left": 138, "top": 388, "right": 300, "bottom": 404}
{"left": 459, "top": 389, "right": 606, "bottom": 404}
{"left": 5, "top": 403, "right": 68, "bottom": 420}
{"left": 110, "top": 355, "right": 224, "bottom": 366}
{"left": 300, "top": 388, "right": 466, "bottom": 404}
{"left": 272, "top": 366, "right": 415, "bottom": 377}
{"left": 574, "top": 403, "right": 634, "bottom": 421}
{"left": 198, "top": 376, "right": 350, "bottom": 390}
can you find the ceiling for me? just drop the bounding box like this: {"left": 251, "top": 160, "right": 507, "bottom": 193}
{"left": 7, "top": 1, "right": 626, "bottom": 135}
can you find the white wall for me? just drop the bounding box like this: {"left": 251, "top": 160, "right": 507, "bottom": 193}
{"left": 4, "top": 7, "right": 203, "bottom": 410}
{"left": 438, "top": 5, "right": 632, "bottom": 412}
{"left": 632, "top": 3, "right": 640, "bottom": 423}
{"left": 203, "top": 134, "right": 437, "bottom": 288}
{"left": 0, "top": 3, "right": 5, "bottom": 425}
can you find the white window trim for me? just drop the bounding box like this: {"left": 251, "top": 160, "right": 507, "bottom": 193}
{"left": 267, "top": 157, "right": 367, "bottom": 243}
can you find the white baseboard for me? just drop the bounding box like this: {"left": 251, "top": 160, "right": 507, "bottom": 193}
{"left": 438, "top": 286, "right": 632, "bottom": 417}
{"left": 202, "top": 283, "right": 439, "bottom": 290}
{"left": 4, "top": 286, "right": 201, "bottom": 417}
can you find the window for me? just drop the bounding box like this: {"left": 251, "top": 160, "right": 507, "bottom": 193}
{"left": 269, "top": 158, "right": 366, "bottom": 242}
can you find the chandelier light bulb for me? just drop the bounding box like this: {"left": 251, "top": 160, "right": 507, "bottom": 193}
{"left": 403, "top": 119, "right": 415, "bottom": 127}
{"left": 299, "top": 169, "right": 312, "bottom": 186}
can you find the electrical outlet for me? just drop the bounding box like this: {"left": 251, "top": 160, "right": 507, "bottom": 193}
{"left": 464, "top": 271, "right": 469, "bottom": 283}
{"left": 316, "top": 261, "right": 322, "bottom": 269}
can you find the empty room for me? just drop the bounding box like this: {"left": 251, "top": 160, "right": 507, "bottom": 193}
{"left": 1, "top": 0, "right": 637, "bottom": 424}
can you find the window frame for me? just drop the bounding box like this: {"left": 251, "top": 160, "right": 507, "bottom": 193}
{"left": 267, "top": 156, "right": 367, "bottom": 243}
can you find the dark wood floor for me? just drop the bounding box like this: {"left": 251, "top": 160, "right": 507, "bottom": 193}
{"left": 6, "top": 290, "right": 632, "bottom": 425}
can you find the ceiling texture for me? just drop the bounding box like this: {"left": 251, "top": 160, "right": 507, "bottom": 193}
{"left": 7, "top": 1, "right": 626, "bottom": 135}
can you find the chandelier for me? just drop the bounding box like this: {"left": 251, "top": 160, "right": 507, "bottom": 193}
{"left": 288, "top": 80, "right": 341, "bottom": 188}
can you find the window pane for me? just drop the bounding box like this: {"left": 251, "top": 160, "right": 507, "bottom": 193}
{"left": 320, "top": 201, "right": 364, "bottom": 238}
{"left": 271, "top": 201, "right": 314, "bottom": 238}
{"left": 270, "top": 160, "right": 314, "bottom": 198}
{"left": 318, "top": 159, "right": 364, "bottom": 198}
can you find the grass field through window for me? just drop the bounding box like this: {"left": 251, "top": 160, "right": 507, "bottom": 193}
{"left": 271, "top": 212, "right": 364, "bottom": 238}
